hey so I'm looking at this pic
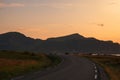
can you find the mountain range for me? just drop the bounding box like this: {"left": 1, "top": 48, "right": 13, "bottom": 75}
{"left": 0, "top": 32, "right": 120, "bottom": 54}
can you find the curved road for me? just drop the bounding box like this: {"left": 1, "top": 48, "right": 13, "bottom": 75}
{"left": 13, "top": 55, "right": 109, "bottom": 80}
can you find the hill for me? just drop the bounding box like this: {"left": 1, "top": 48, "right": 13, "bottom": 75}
{"left": 0, "top": 32, "right": 120, "bottom": 54}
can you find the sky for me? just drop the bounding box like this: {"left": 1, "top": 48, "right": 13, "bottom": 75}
{"left": 0, "top": 0, "right": 120, "bottom": 43}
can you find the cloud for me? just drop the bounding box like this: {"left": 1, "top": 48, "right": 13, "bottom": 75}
{"left": 30, "top": 3, "right": 76, "bottom": 8}
{"left": 110, "top": 2, "right": 117, "bottom": 5}
{"left": 97, "top": 24, "right": 104, "bottom": 27}
{"left": 90, "top": 23, "right": 104, "bottom": 27}
{"left": 0, "top": 3, "right": 25, "bottom": 8}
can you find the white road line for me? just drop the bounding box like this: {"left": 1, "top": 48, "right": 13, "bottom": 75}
{"left": 95, "top": 69, "right": 98, "bottom": 73}
{"left": 92, "top": 63, "right": 98, "bottom": 80}
{"left": 94, "top": 74, "right": 98, "bottom": 80}
{"left": 94, "top": 66, "right": 97, "bottom": 69}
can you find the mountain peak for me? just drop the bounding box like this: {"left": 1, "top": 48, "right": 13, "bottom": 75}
{"left": 1, "top": 32, "right": 26, "bottom": 37}
{"left": 5, "top": 32, "right": 25, "bottom": 35}
{"left": 68, "top": 33, "right": 84, "bottom": 38}
{"left": 47, "top": 33, "right": 85, "bottom": 41}
{"left": 70, "top": 33, "right": 80, "bottom": 35}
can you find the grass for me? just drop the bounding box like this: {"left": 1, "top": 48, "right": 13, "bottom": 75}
{"left": 0, "top": 51, "right": 61, "bottom": 80}
{"left": 80, "top": 54, "right": 120, "bottom": 80}
{"left": 47, "top": 54, "right": 62, "bottom": 66}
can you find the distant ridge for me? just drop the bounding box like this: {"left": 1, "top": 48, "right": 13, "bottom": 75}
{"left": 0, "top": 32, "right": 120, "bottom": 54}
{"left": 47, "top": 33, "right": 85, "bottom": 41}
{"left": 0, "top": 32, "right": 26, "bottom": 37}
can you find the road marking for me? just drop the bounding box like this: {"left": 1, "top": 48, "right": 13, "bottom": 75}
{"left": 95, "top": 69, "right": 98, "bottom": 73}
{"left": 94, "top": 66, "right": 97, "bottom": 69}
{"left": 92, "top": 63, "right": 98, "bottom": 80}
{"left": 94, "top": 74, "right": 98, "bottom": 80}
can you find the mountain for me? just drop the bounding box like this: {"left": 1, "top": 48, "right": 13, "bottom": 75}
{"left": 47, "top": 33, "right": 85, "bottom": 41}
{"left": 0, "top": 32, "right": 120, "bottom": 54}
{"left": 0, "top": 32, "right": 42, "bottom": 51}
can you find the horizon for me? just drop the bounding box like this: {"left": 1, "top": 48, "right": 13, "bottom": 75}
{"left": 0, "top": 31, "right": 120, "bottom": 44}
{"left": 0, "top": 0, "right": 120, "bottom": 43}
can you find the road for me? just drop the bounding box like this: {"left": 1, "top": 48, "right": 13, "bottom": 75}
{"left": 13, "top": 55, "right": 109, "bottom": 80}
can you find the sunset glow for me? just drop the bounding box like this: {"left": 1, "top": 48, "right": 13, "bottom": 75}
{"left": 0, "top": 0, "right": 120, "bottom": 43}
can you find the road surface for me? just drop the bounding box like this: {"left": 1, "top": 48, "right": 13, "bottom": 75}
{"left": 13, "top": 55, "right": 109, "bottom": 80}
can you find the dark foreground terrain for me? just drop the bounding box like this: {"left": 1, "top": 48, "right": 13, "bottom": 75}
{"left": 83, "top": 55, "right": 120, "bottom": 80}
{"left": 0, "top": 51, "right": 61, "bottom": 80}
{"left": 13, "top": 55, "right": 109, "bottom": 80}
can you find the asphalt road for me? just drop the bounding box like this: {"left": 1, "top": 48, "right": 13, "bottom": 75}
{"left": 13, "top": 55, "right": 109, "bottom": 80}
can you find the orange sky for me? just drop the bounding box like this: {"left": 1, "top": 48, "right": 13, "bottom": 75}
{"left": 0, "top": 0, "right": 120, "bottom": 43}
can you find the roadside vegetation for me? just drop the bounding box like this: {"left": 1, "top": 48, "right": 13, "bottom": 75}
{"left": 80, "top": 54, "right": 120, "bottom": 80}
{"left": 0, "top": 50, "right": 61, "bottom": 80}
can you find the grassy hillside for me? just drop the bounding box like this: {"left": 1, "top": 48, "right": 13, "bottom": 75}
{"left": 82, "top": 55, "right": 120, "bottom": 80}
{"left": 0, "top": 51, "right": 61, "bottom": 80}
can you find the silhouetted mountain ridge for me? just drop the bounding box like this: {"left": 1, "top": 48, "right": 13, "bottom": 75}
{"left": 0, "top": 32, "right": 120, "bottom": 54}
{"left": 47, "top": 33, "right": 85, "bottom": 41}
